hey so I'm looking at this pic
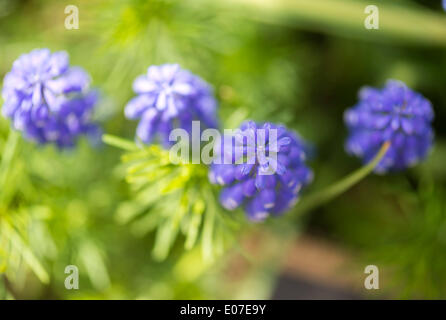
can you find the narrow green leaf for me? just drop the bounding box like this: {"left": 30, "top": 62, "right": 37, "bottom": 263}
{"left": 3, "top": 222, "right": 49, "bottom": 284}
{"left": 202, "top": 190, "right": 216, "bottom": 262}
{"left": 224, "top": 0, "right": 446, "bottom": 47}
{"left": 102, "top": 134, "right": 138, "bottom": 151}
{"left": 0, "top": 130, "right": 19, "bottom": 196}
{"left": 185, "top": 210, "right": 204, "bottom": 250}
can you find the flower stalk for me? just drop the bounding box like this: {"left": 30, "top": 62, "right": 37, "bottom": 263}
{"left": 294, "top": 141, "right": 391, "bottom": 216}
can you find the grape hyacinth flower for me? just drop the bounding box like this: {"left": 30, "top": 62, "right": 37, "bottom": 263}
{"left": 345, "top": 80, "right": 434, "bottom": 173}
{"left": 125, "top": 64, "right": 218, "bottom": 147}
{"left": 1, "top": 48, "right": 100, "bottom": 148}
{"left": 209, "top": 121, "right": 313, "bottom": 221}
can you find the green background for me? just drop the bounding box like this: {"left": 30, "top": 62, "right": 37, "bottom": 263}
{"left": 1, "top": 0, "right": 446, "bottom": 299}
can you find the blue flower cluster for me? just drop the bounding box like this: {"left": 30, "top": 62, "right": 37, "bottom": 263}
{"left": 2, "top": 48, "right": 437, "bottom": 222}
{"left": 209, "top": 121, "right": 313, "bottom": 221}
{"left": 125, "top": 64, "right": 218, "bottom": 147}
{"left": 345, "top": 80, "right": 434, "bottom": 173}
{"left": 1, "top": 49, "right": 100, "bottom": 148}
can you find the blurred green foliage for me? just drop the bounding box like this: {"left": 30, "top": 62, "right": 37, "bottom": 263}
{"left": 103, "top": 134, "right": 241, "bottom": 262}
{"left": 0, "top": 0, "right": 446, "bottom": 299}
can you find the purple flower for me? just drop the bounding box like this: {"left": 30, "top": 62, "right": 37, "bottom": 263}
{"left": 1, "top": 48, "right": 100, "bottom": 148}
{"left": 125, "top": 64, "right": 218, "bottom": 147}
{"left": 345, "top": 80, "right": 434, "bottom": 173}
{"left": 209, "top": 121, "right": 313, "bottom": 221}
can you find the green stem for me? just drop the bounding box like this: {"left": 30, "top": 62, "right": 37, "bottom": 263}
{"left": 102, "top": 134, "right": 138, "bottom": 152}
{"left": 295, "top": 141, "right": 390, "bottom": 216}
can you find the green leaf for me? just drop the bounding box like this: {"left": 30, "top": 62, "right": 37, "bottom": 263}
{"left": 224, "top": 0, "right": 446, "bottom": 47}
{"left": 114, "top": 142, "right": 237, "bottom": 261}
{"left": 102, "top": 134, "right": 139, "bottom": 151}
{"left": 1, "top": 221, "right": 50, "bottom": 284}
